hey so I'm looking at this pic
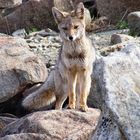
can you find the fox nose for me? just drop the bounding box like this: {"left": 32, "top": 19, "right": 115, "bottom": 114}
{"left": 69, "top": 36, "right": 73, "bottom": 41}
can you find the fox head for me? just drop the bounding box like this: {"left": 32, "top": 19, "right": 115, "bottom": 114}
{"left": 52, "top": 3, "right": 85, "bottom": 41}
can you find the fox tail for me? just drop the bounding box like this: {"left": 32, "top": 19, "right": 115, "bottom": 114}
{"left": 22, "top": 71, "right": 55, "bottom": 111}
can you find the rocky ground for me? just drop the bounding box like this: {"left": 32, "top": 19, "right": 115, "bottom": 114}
{"left": 0, "top": 0, "right": 140, "bottom": 140}
{"left": 0, "top": 27, "right": 139, "bottom": 139}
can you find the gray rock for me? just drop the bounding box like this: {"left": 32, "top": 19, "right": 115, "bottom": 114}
{"left": 0, "top": 133, "right": 50, "bottom": 140}
{"left": 128, "top": 11, "right": 140, "bottom": 36}
{"left": 37, "top": 29, "right": 58, "bottom": 37}
{"left": 91, "top": 110, "right": 125, "bottom": 140}
{"left": 12, "top": 29, "right": 27, "bottom": 38}
{"left": 0, "top": 36, "right": 47, "bottom": 103}
{"left": 0, "top": 116, "right": 18, "bottom": 131}
{"left": 111, "top": 34, "right": 134, "bottom": 44}
{"left": 0, "top": 0, "right": 22, "bottom": 8}
{"left": 90, "top": 42, "right": 140, "bottom": 140}
{"left": 96, "top": 0, "right": 140, "bottom": 24}
{"left": 0, "top": 109, "right": 100, "bottom": 140}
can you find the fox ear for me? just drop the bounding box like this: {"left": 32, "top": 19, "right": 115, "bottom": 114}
{"left": 75, "top": 2, "right": 85, "bottom": 19}
{"left": 52, "top": 7, "right": 64, "bottom": 23}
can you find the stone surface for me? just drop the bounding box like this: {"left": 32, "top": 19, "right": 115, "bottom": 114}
{"left": 90, "top": 42, "right": 140, "bottom": 139}
{"left": 26, "top": 32, "right": 61, "bottom": 72}
{"left": 54, "top": 0, "right": 74, "bottom": 12}
{"left": 0, "top": 133, "right": 50, "bottom": 140}
{"left": 0, "top": 116, "right": 18, "bottom": 131}
{"left": 96, "top": 0, "right": 140, "bottom": 23}
{"left": 91, "top": 110, "right": 126, "bottom": 140}
{"left": 127, "top": 11, "right": 140, "bottom": 36}
{"left": 0, "top": 0, "right": 91, "bottom": 34}
{"left": 86, "top": 16, "right": 109, "bottom": 32}
{"left": 0, "top": 0, "right": 22, "bottom": 8}
{"left": 0, "top": 36, "right": 47, "bottom": 103}
{"left": 0, "top": 0, "right": 55, "bottom": 34}
{"left": 0, "top": 109, "right": 101, "bottom": 140}
{"left": 111, "top": 34, "right": 134, "bottom": 44}
{"left": 12, "top": 29, "right": 27, "bottom": 38}
{"left": 89, "top": 29, "right": 130, "bottom": 51}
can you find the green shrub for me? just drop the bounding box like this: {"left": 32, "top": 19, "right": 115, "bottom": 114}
{"left": 28, "top": 27, "right": 39, "bottom": 33}
{"left": 116, "top": 21, "right": 128, "bottom": 29}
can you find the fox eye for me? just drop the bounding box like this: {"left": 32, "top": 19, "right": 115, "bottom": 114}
{"left": 62, "top": 27, "right": 67, "bottom": 30}
{"left": 74, "top": 25, "right": 79, "bottom": 29}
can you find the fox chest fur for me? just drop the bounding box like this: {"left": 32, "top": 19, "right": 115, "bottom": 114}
{"left": 60, "top": 38, "right": 95, "bottom": 70}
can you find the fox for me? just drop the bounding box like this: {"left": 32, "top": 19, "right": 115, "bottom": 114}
{"left": 22, "top": 2, "right": 96, "bottom": 112}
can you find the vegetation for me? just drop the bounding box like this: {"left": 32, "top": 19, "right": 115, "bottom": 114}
{"left": 128, "top": 30, "right": 139, "bottom": 37}
{"left": 28, "top": 27, "right": 39, "bottom": 33}
{"left": 116, "top": 20, "right": 128, "bottom": 29}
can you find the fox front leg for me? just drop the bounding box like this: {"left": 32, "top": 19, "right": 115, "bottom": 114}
{"left": 67, "top": 71, "right": 77, "bottom": 109}
{"left": 79, "top": 70, "right": 91, "bottom": 112}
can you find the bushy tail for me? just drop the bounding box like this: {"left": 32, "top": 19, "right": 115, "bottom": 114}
{"left": 22, "top": 71, "right": 56, "bottom": 111}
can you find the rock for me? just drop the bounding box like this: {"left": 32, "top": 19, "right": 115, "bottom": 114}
{"left": 0, "top": 0, "right": 91, "bottom": 34}
{"left": 0, "top": 36, "right": 47, "bottom": 103}
{"left": 73, "top": 0, "right": 97, "bottom": 18}
{"left": 96, "top": 0, "right": 140, "bottom": 24}
{"left": 0, "top": 33, "right": 11, "bottom": 37}
{"left": 0, "top": 0, "right": 22, "bottom": 8}
{"left": 54, "top": 0, "right": 92, "bottom": 28}
{"left": 127, "top": 11, "right": 140, "bottom": 36}
{"left": 88, "top": 29, "right": 130, "bottom": 54}
{"left": 91, "top": 110, "right": 126, "bottom": 140}
{"left": 54, "top": 0, "right": 74, "bottom": 12}
{"left": 84, "top": 8, "right": 92, "bottom": 28}
{"left": 86, "top": 16, "right": 109, "bottom": 32}
{"left": 12, "top": 29, "right": 27, "bottom": 38}
{"left": 0, "top": 0, "right": 55, "bottom": 34}
{"left": 90, "top": 42, "right": 140, "bottom": 139}
{"left": 22, "top": 0, "right": 28, "bottom": 2}
{"left": 0, "top": 109, "right": 101, "bottom": 140}
{"left": 99, "top": 43, "right": 125, "bottom": 56}
{"left": 111, "top": 34, "right": 134, "bottom": 44}
{"left": 33, "top": 29, "right": 58, "bottom": 37}
{"left": 0, "top": 7, "right": 18, "bottom": 17}
{"left": 0, "top": 116, "right": 18, "bottom": 131}
{"left": 0, "top": 133, "right": 50, "bottom": 140}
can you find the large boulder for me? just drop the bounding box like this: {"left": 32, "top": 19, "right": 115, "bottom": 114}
{"left": 96, "top": 0, "right": 140, "bottom": 23}
{"left": 127, "top": 11, "right": 140, "bottom": 36}
{"left": 90, "top": 42, "right": 140, "bottom": 139}
{"left": 0, "top": 0, "right": 54, "bottom": 34}
{"left": 0, "top": 109, "right": 100, "bottom": 140}
{"left": 0, "top": 36, "right": 47, "bottom": 103}
{"left": 0, "top": 0, "right": 22, "bottom": 8}
{"left": 92, "top": 110, "right": 126, "bottom": 140}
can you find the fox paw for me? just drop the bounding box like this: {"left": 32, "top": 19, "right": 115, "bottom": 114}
{"left": 79, "top": 105, "right": 88, "bottom": 112}
{"left": 68, "top": 104, "right": 75, "bottom": 109}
